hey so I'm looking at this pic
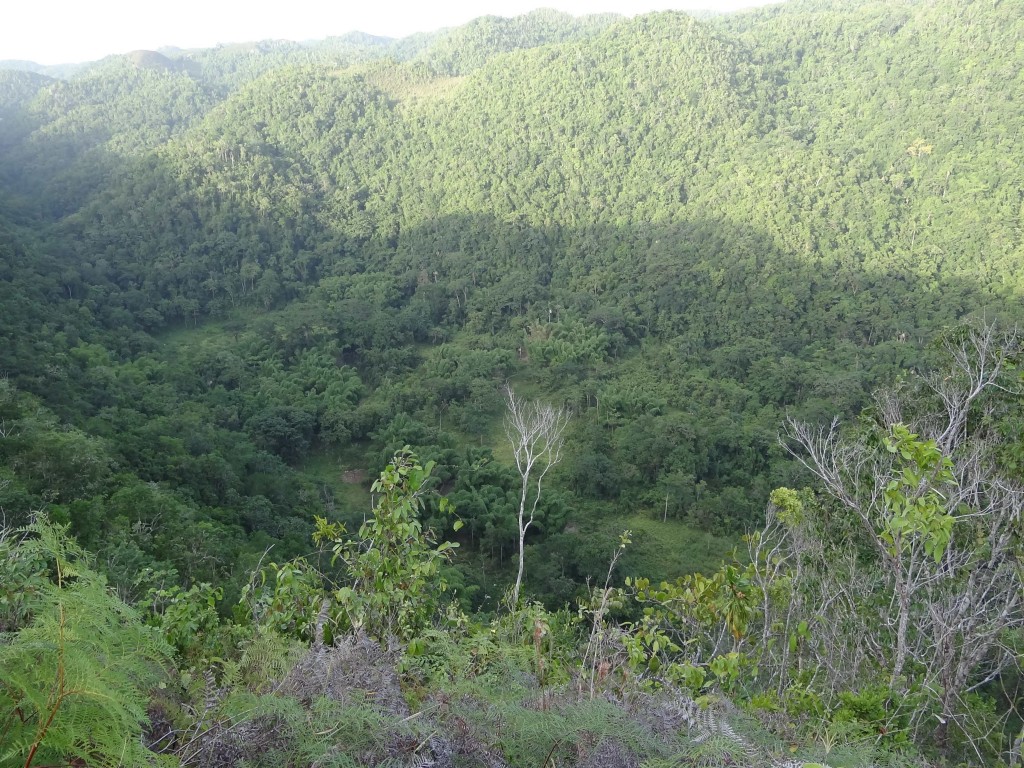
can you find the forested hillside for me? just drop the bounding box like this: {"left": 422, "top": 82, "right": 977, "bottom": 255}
{"left": 1, "top": 1, "right": 1023, "bottom": 764}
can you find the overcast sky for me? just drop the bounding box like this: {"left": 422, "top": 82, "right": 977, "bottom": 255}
{"left": 4, "top": 0, "right": 782, "bottom": 65}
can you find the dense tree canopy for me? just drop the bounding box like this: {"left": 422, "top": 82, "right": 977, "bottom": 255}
{"left": 0, "top": 0, "right": 1021, "bottom": 608}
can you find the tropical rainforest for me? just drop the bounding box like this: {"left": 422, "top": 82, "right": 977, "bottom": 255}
{"left": 1, "top": 0, "right": 1023, "bottom": 765}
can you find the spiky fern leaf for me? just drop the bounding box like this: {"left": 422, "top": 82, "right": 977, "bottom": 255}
{"left": 440, "top": 677, "right": 674, "bottom": 767}
{"left": 678, "top": 732, "right": 760, "bottom": 767}
{"left": 177, "top": 690, "right": 427, "bottom": 768}
{"left": 235, "top": 629, "right": 305, "bottom": 693}
{"left": 0, "top": 517, "right": 171, "bottom": 768}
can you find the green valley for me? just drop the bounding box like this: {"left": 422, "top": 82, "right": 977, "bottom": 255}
{"left": 1, "top": 1, "right": 1022, "bottom": 764}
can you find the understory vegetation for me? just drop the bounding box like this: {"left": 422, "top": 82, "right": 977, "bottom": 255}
{"left": 3, "top": 324, "right": 1023, "bottom": 765}
{"left": 2, "top": 0, "right": 1024, "bottom": 764}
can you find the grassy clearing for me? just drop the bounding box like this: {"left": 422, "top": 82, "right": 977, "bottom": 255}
{"left": 595, "top": 513, "right": 736, "bottom": 584}
{"left": 300, "top": 445, "right": 373, "bottom": 520}
{"left": 153, "top": 311, "right": 254, "bottom": 351}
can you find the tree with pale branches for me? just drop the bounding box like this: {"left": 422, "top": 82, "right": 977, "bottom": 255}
{"left": 504, "top": 386, "right": 570, "bottom": 606}
{"left": 759, "top": 320, "right": 1024, "bottom": 756}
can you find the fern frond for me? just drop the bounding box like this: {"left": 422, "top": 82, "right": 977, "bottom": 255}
{"left": 237, "top": 629, "right": 305, "bottom": 692}
{"left": 0, "top": 516, "right": 171, "bottom": 768}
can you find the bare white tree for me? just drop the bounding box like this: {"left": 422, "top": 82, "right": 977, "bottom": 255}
{"left": 504, "top": 386, "right": 570, "bottom": 605}
{"left": 775, "top": 320, "right": 1023, "bottom": 753}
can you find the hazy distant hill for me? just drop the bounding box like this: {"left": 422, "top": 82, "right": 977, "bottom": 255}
{"left": 0, "top": 59, "right": 86, "bottom": 78}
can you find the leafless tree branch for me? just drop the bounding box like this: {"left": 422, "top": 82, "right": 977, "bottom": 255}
{"left": 504, "top": 385, "right": 570, "bottom": 605}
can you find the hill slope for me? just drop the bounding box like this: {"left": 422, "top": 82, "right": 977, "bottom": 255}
{"left": 0, "top": 0, "right": 1021, "bottom": 603}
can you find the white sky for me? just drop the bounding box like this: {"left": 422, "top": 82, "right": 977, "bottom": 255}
{"left": 3, "top": 0, "right": 782, "bottom": 65}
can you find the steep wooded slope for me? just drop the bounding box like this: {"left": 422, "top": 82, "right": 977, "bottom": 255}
{"left": 0, "top": 0, "right": 1021, "bottom": 600}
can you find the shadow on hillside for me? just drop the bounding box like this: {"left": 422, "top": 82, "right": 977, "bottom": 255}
{"left": 3, "top": 129, "right": 1021, "bottom": 603}
{"left": 6, "top": 127, "right": 1017, "bottom": 419}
